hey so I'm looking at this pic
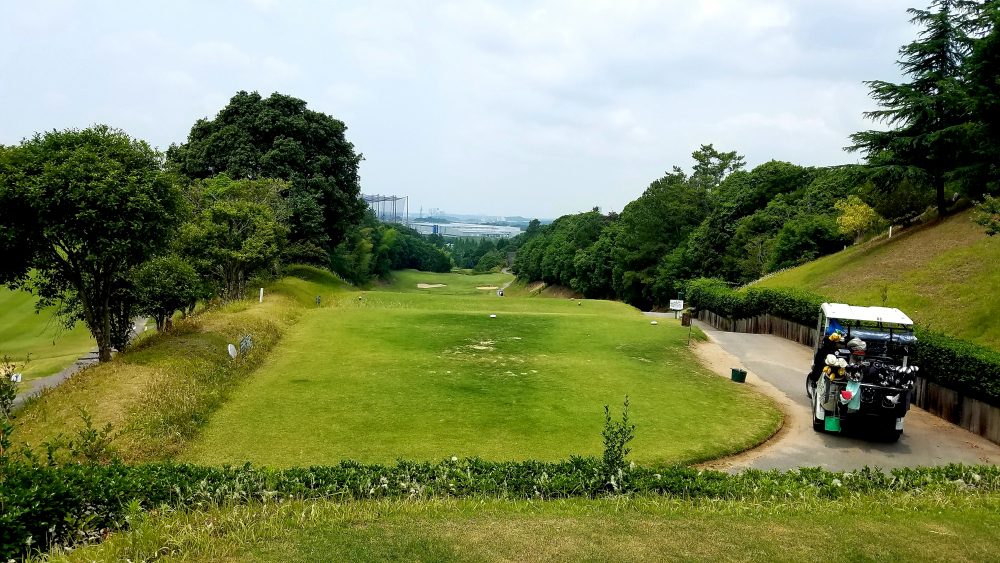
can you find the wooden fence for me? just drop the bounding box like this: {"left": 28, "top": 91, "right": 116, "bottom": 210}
{"left": 696, "top": 308, "right": 1000, "bottom": 447}
{"left": 697, "top": 310, "right": 819, "bottom": 347}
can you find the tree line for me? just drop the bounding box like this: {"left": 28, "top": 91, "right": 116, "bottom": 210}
{"left": 510, "top": 0, "right": 1000, "bottom": 310}
{"left": 0, "top": 92, "right": 452, "bottom": 362}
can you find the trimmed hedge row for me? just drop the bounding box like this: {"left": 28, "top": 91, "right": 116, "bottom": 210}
{"left": 914, "top": 328, "right": 1000, "bottom": 405}
{"left": 3, "top": 459, "right": 1000, "bottom": 559}
{"left": 687, "top": 278, "right": 824, "bottom": 327}
{"left": 686, "top": 278, "right": 1000, "bottom": 405}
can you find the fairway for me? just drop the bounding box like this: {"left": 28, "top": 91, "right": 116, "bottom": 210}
{"left": 0, "top": 286, "right": 96, "bottom": 381}
{"left": 186, "top": 270, "right": 780, "bottom": 467}
{"left": 380, "top": 269, "right": 514, "bottom": 296}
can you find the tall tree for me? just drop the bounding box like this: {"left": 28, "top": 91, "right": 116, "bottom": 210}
{"left": 959, "top": 1, "right": 1000, "bottom": 194}
{"left": 848, "top": 0, "right": 973, "bottom": 216}
{"left": 0, "top": 126, "right": 182, "bottom": 361}
{"left": 166, "top": 91, "right": 365, "bottom": 254}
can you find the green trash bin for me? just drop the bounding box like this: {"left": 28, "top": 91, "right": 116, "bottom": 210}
{"left": 731, "top": 368, "right": 747, "bottom": 383}
{"left": 824, "top": 416, "right": 841, "bottom": 432}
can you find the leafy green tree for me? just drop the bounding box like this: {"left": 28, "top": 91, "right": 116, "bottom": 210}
{"left": 767, "top": 215, "right": 847, "bottom": 271}
{"left": 611, "top": 171, "right": 707, "bottom": 307}
{"left": 848, "top": 0, "right": 973, "bottom": 216}
{"left": 687, "top": 161, "right": 819, "bottom": 282}
{"left": 166, "top": 91, "right": 364, "bottom": 252}
{"left": 799, "top": 167, "right": 863, "bottom": 213}
{"left": 330, "top": 225, "right": 374, "bottom": 285}
{"left": 835, "top": 196, "right": 889, "bottom": 242}
{"left": 0, "top": 126, "right": 182, "bottom": 361}
{"left": 134, "top": 255, "right": 201, "bottom": 331}
{"left": 689, "top": 143, "right": 746, "bottom": 212}
{"left": 178, "top": 201, "right": 287, "bottom": 301}
{"left": 472, "top": 250, "right": 503, "bottom": 273}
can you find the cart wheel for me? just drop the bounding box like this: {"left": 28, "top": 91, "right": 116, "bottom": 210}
{"left": 882, "top": 419, "right": 903, "bottom": 442}
{"left": 811, "top": 387, "right": 825, "bottom": 432}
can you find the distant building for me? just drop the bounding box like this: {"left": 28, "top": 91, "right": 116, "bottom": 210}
{"left": 411, "top": 222, "right": 521, "bottom": 238}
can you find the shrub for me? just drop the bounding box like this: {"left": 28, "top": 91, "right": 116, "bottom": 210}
{"left": 686, "top": 278, "right": 824, "bottom": 326}
{"left": 2, "top": 459, "right": 999, "bottom": 560}
{"left": 975, "top": 195, "right": 1000, "bottom": 236}
{"left": 602, "top": 396, "right": 634, "bottom": 475}
{"left": 914, "top": 327, "right": 1000, "bottom": 405}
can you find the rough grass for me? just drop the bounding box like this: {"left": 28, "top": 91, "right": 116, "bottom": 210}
{"left": 184, "top": 271, "right": 780, "bottom": 468}
{"left": 39, "top": 493, "right": 1000, "bottom": 562}
{"left": 10, "top": 266, "right": 351, "bottom": 462}
{"left": 0, "top": 286, "right": 96, "bottom": 382}
{"left": 755, "top": 208, "right": 1000, "bottom": 350}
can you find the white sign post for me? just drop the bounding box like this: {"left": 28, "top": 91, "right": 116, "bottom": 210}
{"left": 669, "top": 299, "right": 684, "bottom": 319}
{"left": 259, "top": 288, "right": 264, "bottom": 302}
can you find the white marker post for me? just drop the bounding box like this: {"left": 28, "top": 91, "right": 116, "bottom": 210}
{"left": 669, "top": 299, "right": 684, "bottom": 319}
{"left": 260, "top": 288, "right": 264, "bottom": 302}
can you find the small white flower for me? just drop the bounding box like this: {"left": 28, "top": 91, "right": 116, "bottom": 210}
{"left": 451, "top": 456, "right": 458, "bottom": 461}
{"left": 832, "top": 479, "right": 842, "bottom": 487}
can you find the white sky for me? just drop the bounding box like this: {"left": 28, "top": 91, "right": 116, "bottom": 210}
{"left": 0, "top": 0, "right": 916, "bottom": 218}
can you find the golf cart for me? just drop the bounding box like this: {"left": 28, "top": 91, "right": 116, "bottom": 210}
{"left": 806, "top": 303, "right": 919, "bottom": 442}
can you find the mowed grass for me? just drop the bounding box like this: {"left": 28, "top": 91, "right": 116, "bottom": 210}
{"left": 756, "top": 207, "right": 1000, "bottom": 349}
{"left": 185, "top": 270, "right": 781, "bottom": 467}
{"left": 44, "top": 494, "right": 1000, "bottom": 563}
{"left": 0, "top": 286, "right": 96, "bottom": 381}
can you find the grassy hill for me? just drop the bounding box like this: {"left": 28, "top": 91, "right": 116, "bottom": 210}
{"left": 754, "top": 208, "right": 1000, "bottom": 349}
{"left": 0, "top": 287, "right": 96, "bottom": 382}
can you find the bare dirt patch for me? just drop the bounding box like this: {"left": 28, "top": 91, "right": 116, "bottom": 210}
{"left": 820, "top": 208, "right": 985, "bottom": 290}
{"left": 537, "top": 284, "right": 583, "bottom": 299}
{"left": 477, "top": 286, "right": 499, "bottom": 290}
{"left": 417, "top": 283, "right": 447, "bottom": 289}
{"left": 526, "top": 281, "right": 546, "bottom": 292}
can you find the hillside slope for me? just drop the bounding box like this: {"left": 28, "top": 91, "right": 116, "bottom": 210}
{"left": 754, "top": 208, "right": 1000, "bottom": 349}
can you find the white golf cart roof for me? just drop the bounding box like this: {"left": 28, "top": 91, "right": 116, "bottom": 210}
{"left": 822, "top": 303, "right": 913, "bottom": 326}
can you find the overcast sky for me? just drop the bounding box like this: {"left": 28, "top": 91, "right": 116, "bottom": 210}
{"left": 0, "top": 0, "right": 918, "bottom": 218}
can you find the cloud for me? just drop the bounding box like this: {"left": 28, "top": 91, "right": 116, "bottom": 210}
{"left": 0, "top": 0, "right": 917, "bottom": 217}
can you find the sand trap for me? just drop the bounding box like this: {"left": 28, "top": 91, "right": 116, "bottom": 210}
{"left": 477, "top": 286, "right": 499, "bottom": 290}
{"left": 417, "top": 283, "right": 447, "bottom": 289}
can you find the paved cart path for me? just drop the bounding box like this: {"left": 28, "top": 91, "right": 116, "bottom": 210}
{"left": 647, "top": 313, "right": 1000, "bottom": 471}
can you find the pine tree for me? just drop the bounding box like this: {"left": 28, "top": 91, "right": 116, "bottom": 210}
{"left": 959, "top": 1, "right": 1000, "bottom": 195}
{"left": 848, "top": 0, "right": 974, "bottom": 216}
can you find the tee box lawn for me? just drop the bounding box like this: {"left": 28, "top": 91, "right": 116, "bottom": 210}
{"left": 185, "top": 269, "right": 781, "bottom": 467}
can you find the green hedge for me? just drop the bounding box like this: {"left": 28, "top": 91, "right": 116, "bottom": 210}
{"left": 914, "top": 327, "right": 1000, "bottom": 405}
{"left": 686, "top": 278, "right": 1000, "bottom": 405}
{"left": 686, "top": 278, "right": 824, "bottom": 327}
{"left": 3, "top": 459, "right": 1000, "bottom": 559}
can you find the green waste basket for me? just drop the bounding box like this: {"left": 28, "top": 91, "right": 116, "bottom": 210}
{"left": 825, "top": 416, "right": 841, "bottom": 432}
{"left": 731, "top": 368, "right": 747, "bottom": 383}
